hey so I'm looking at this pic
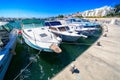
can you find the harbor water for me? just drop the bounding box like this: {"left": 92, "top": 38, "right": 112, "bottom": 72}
{"left": 4, "top": 21, "right": 102, "bottom": 80}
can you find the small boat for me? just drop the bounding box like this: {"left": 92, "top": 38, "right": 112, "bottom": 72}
{"left": 45, "top": 21, "right": 87, "bottom": 42}
{"left": 21, "top": 19, "right": 62, "bottom": 53}
{"left": 58, "top": 18, "right": 100, "bottom": 36}
{"left": 0, "top": 22, "right": 17, "bottom": 80}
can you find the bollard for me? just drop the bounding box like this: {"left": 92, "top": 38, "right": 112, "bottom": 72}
{"left": 103, "top": 33, "right": 107, "bottom": 37}
{"left": 97, "top": 41, "right": 101, "bottom": 46}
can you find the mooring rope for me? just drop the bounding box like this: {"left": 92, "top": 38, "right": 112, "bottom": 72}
{"left": 13, "top": 50, "right": 42, "bottom": 80}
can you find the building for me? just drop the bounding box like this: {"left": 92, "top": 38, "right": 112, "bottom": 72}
{"left": 82, "top": 6, "right": 115, "bottom": 17}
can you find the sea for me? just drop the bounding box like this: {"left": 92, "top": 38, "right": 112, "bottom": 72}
{"left": 4, "top": 21, "right": 102, "bottom": 80}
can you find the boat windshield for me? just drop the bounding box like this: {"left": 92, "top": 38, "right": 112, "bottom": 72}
{"left": 0, "top": 24, "right": 12, "bottom": 32}
{"left": 84, "top": 26, "right": 95, "bottom": 28}
{"left": 65, "top": 26, "right": 70, "bottom": 30}
{"left": 58, "top": 27, "right": 66, "bottom": 32}
{"left": 67, "top": 19, "right": 81, "bottom": 23}
{"left": 75, "top": 19, "right": 82, "bottom": 22}
{"left": 67, "top": 18, "right": 89, "bottom": 23}
{"left": 81, "top": 19, "right": 89, "bottom": 22}
{"left": 45, "top": 22, "right": 50, "bottom": 26}
{"left": 0, "top": 24, "right": 10, "bottom": 47}
{"left": 48, "top": 21, "right": 62, "bottom": 26}
{"left": 49, "top": 27, "right": 58, "bottom": 31}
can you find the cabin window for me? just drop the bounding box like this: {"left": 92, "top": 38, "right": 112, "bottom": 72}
{"left": 45, "top": 22, "right": 50, "bottom": 26}
{"left": 84, "top": 26, "right": 88, "bottom": 28}
{"left": 81, "top": 19, "right": 89, "bottom": 22}
{"left": 76, "top": 20, "right": 82, "bottom": 22}
{"left": 40, "top": 33, "right": 47, "bottom": 37}
{"left": 71, "top": 19, "right": 76, "bottom": 22}
{"left": 58, "top": 27, "right": 66, "bottom": 31}
{"left": 65, "top": 26, "right": 70, "bottom": 30}
{"left": 27, "top": 29, "right": 32, "bottom": 32}
{"left": 49, "top": 27, "right": 57, "bottom": 31}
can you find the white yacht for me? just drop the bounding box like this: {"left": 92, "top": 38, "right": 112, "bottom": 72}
{"left": 58, "top": 18, "right": 100, "bottom": 36}
{"left": 45, "top": 21, "right": 87, "bottom": 42}
{"left": 21, "top": 19, "right": 62, "bottom": 53}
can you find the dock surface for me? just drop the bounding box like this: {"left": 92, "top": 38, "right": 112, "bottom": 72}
{"left": 52, "top": 23, "right": 120, "bottom": 80}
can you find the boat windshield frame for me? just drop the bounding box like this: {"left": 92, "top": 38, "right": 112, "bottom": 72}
{"left": 58, "top": 27, "right": 67, "bottom": 32}
{"left": 0, "top": 24, "right": 12, "bottom": 33}
{"left": 49, "top": 27, "right": 58, "bottom": 31}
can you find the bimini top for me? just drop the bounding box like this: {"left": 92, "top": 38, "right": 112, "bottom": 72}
{"left": 21, "top": 19, "right": 45, "bottom": 25}
{"left": 21, "top": 19, "right": 45, "bottom": 29}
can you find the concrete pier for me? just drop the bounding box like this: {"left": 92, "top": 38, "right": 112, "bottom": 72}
{"left": 52, "top": 22, "right": 120, "bottom": 80}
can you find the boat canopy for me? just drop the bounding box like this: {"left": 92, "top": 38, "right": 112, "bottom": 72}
{"left": 21, "top": 19, "right": 45, "bottom": 29}
{"left": 22, "top": 19, "right": 45, "bottom": 25}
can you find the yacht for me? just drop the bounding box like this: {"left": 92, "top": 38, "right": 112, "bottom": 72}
{"left": 21, "top": 19, "right": 62, "bottom": 53}
{"left": 45, "top": 21, "right": 87, "bottom": 42}
{"left": 58, "top": 18, "right": 100, "bottom": 36}
{"left": 0, "top": 22, "right": 17, "bottom": 80}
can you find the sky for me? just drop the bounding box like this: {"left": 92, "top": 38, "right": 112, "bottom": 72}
{"left": 0, "top": 0, "right": 120, "bottom": 18}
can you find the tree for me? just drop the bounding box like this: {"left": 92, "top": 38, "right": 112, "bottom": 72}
{"left": 75, "top": 15, "right": 83, "bottom": 18}
{"left": 57, "top": 15, "right": 64, "bottom": 18}
{"left": 114, "top": 4, "right": 120, "bottom": 13}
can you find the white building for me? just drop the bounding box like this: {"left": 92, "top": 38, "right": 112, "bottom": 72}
{"left": 82, "top": 6, "right": 115, "bottom": 17}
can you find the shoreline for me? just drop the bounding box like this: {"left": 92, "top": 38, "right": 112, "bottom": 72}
{"left": 52, "top": 20, "right": 120, "bottom": 80}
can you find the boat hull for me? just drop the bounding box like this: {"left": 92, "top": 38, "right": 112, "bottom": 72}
{"left": 0, "top": 29, "right": 17, "bottom": 80}
{"left": 22, "top": 34, "right": 54, "bottom": 52}
{"left": 52, "top": 32, "right": 80, "bottom": 42}
{"left": 60, "top": 34, "right": 80, "bottom": 42}
{"left": 21, "top": 26, "right": 61, "bottom": 53}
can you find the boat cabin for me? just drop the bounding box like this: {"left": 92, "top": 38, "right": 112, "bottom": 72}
{"left": 0, "top": 24, "right": 13, "bottom": 47}
{"left": 49, "top": 26, "right": 70, "bottom": 32}
{"left": 45, "top": 21, "right": 70, "bottom": 32}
